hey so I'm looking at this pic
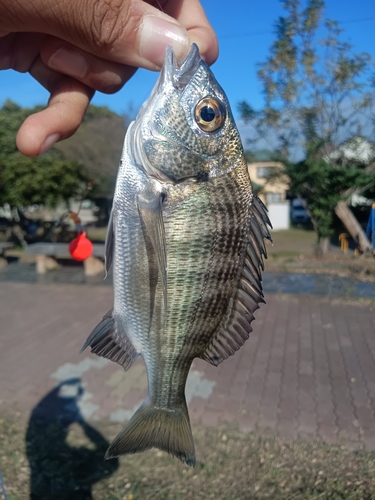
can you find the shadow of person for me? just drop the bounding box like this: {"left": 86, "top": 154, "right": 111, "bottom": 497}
{"left": 26, "top": 378, "right": 119, "bottom": 500}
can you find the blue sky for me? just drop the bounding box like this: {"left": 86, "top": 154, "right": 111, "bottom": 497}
{"left": 0, "top": 0, "right": 374, "bottom": 140}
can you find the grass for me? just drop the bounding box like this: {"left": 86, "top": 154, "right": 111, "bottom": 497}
{"left": 79, "top": 227, "right": 375, "bottom": 283}
{"left": 264, "top": 228, "right": 375, "bottom": 282}
{"left": 267, "top": 228, "right": 317, "bottom": 255}
{"left": 85, "top": 227, "right": 318, "bottom": 254}
{"left": 4, "top": 227, "right": 375, "bottom": 282}
{"left": 1, "top": 414, "right": 375, "bottom": 499}
{"left": 86, "top": 227, "right": 107, "bottom": 243}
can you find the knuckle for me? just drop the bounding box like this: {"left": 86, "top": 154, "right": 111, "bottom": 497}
{"left": 99, "top": 80, "right": 123, "bottom": 95}
{"left": 93, "top": 65, "right": 135, "bottom": 94}
{"left": 88, "top": 0, "right": 130, "bottom": 49}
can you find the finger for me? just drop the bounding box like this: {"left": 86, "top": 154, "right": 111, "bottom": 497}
{"left": 3, "top": 0, "right": 192, "bottom": 69}
{"left": 0, "top": 32, "right": 46, "bottom": 71}
{"left": 157, "top": 0, "right": 219, "bottom": 65}
{"left": 16, "top": 57, "right": 94, "bottom": 157}
{"left": 40, "top": 36, "right": 137, "bottom": 94}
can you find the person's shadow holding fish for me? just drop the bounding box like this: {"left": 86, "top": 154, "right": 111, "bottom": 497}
{"left": 26, "top": 378, "right": 118, "bottom": 500}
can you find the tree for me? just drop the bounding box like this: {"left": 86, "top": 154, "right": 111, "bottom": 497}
{"left": 240, "top": 0, "right": 375, "bottom": 254}
{"left": 0, "top": 100, "right": 86, "bottom": 208}
{"left": 282, "top": 142, "right": 374, "bottom": 254}
{"left": 54, "top": 105, "right": 128, "bottom": 200}
{"left": 53, "top": 104, "right": 129, "bottom": 222}
{"left": 0, "top": 101, "right": 129, "bottom": 229}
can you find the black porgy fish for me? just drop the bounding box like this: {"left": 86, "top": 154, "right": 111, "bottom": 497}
{"left": 82, "top": 44, "right": 272, "bottom": 466}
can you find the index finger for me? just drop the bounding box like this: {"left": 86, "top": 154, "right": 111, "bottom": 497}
{"left": 154, "top": 0, "right": 219, "bottom": 65}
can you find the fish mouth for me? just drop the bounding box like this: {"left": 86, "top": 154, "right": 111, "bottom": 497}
{"left": 162, "top": 43, "right": 201, "bottom": 89}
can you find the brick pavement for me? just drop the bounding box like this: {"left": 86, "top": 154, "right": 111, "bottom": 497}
{"left": 1, "top": 282, "right": 375, "bottom": 450}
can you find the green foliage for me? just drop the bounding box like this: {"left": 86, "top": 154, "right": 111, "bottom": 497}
{"left": 283, "top": 142, "right": 374, "bottom": 238}
{"left": 1, "top": 152, "right": 85, "bottom": 207}
{"left": 0, "top": 101, "right": 127, "bottom": 209}
{"left": 0, "top": 101, "right": 28, "bottom": 156}
{"left": 82, "top": 104, "right": 118, "bottom": 122}
{"left": 238, "top": 101, "right": 257, "bottom": 122}
{"left": 0, "top": 100, "right": 86, "bottom": 208}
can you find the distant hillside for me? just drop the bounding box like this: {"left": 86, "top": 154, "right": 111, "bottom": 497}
{"left": 54, "top": 105, "right": 127, "bottom": 199}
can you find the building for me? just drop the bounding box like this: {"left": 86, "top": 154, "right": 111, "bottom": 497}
{"left": 247, "top": 161, "right": 289, "bottom": 206}
{"left": 247, "top": 160, "right": 290, "bottom": 230}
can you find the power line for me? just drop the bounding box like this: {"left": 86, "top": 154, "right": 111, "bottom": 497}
{"left": 219, "top": 16, "right": 375, "bottom": 40}
{"left": 340, "top": 16, "right": 375, "bottom": 25}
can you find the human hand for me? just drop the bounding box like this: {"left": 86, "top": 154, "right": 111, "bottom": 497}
{"left": 0, "top": 0, "right": 218, "bottom": 156}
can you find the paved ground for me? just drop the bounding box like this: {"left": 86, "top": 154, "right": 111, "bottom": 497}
{"left": 1, "top": 281, "right": 375, "bottom": 451}
{"left": 1, "top": 261, "right": 375, "bottom": 298}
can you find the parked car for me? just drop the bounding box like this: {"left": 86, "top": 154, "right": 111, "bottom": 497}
{"left": 291, "top": 199, "right": 310, "bottom": 225}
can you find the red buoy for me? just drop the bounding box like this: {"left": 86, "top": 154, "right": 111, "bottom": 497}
{"left": 69, "top": 231, "right": 93, "bottom": 261}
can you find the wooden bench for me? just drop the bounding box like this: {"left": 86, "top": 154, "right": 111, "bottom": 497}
{"left": 0, "top": 242, "right": 14, "bottom": 267}
{"left": 25, "top": 242, "right": 105, "bottom": 276}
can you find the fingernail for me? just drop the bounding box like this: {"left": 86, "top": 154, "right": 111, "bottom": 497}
{"left": 48, "top": 48, "right": 88, "bottom": 78}
{"left": 40, "top": 133, "right": 60, "bottom": 155}
{"left": 139, "top": 15, "right": 189, "bottom": 68}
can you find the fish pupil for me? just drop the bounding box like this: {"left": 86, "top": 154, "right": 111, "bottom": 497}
{"left": 200, "top": 106, "right": 215, "bottom": 122}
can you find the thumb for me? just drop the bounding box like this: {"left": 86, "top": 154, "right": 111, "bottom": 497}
{"left": 1, "top": 0, "right": 191, "bottom": 70}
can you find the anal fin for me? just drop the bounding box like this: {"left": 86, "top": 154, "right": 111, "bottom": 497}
{"left": 81, "top": 309, "right": 137, "bottom": 371}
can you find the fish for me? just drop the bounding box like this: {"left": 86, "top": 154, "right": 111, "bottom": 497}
{"left": 81, "top": 44, "right": 272, "bottom": 466}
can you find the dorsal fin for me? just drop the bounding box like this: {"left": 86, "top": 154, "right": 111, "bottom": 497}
{"left": 252, "top": 195, "right": 273, "bottom": 239}
{"left": 201, "top": 194, "right": 272, "bottom": 366}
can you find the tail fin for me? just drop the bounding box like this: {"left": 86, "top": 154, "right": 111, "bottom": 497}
{"left": 105, "top": 398, "right": 196, "bottom": 466}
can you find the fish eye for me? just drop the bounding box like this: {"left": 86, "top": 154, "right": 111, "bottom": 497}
{"left": 194, "top": 97, "right": 226, "bottom": 132}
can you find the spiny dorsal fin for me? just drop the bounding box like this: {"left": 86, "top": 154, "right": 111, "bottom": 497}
{"left": 81, "top": 309, "right": 138, "bottom": 371}
{"left": 137, "top": 194, "right": 168, "bottom": 317}
{"left": 201, "top": 194, "right": 271, "bottom": 366}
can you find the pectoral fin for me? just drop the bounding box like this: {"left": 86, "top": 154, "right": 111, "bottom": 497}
{"left": 81, "top": 309, "right": 138, "bottom": 371}
{"left": 137, "top": 194, "right": 168, "bottom": 315}
{"left": 104, "top": 208, "right": 114, "bottom": 277}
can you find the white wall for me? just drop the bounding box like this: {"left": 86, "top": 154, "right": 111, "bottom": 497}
{"left": 267, "top": 201, "right": 290, "bottom": 230}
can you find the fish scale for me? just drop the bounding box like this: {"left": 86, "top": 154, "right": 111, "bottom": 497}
{"left": 190, "top": 164, "right": 251, "bottom": 338}
{"left": 81, "top": 44, "right": 272, "bottom": 466}
{"left": 163, "top": 183, "right": 215, "bottom": 350}
{"left": 158, "top": 187, "right": 217, "bottom": 383}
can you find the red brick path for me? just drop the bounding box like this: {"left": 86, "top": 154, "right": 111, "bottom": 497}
{"left": 1, "top": 282, "right": 375, "bottom": 450}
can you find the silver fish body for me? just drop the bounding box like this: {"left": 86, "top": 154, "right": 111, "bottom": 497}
{"left": 82, "top": 44, "right": 272, "bottom": 466}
